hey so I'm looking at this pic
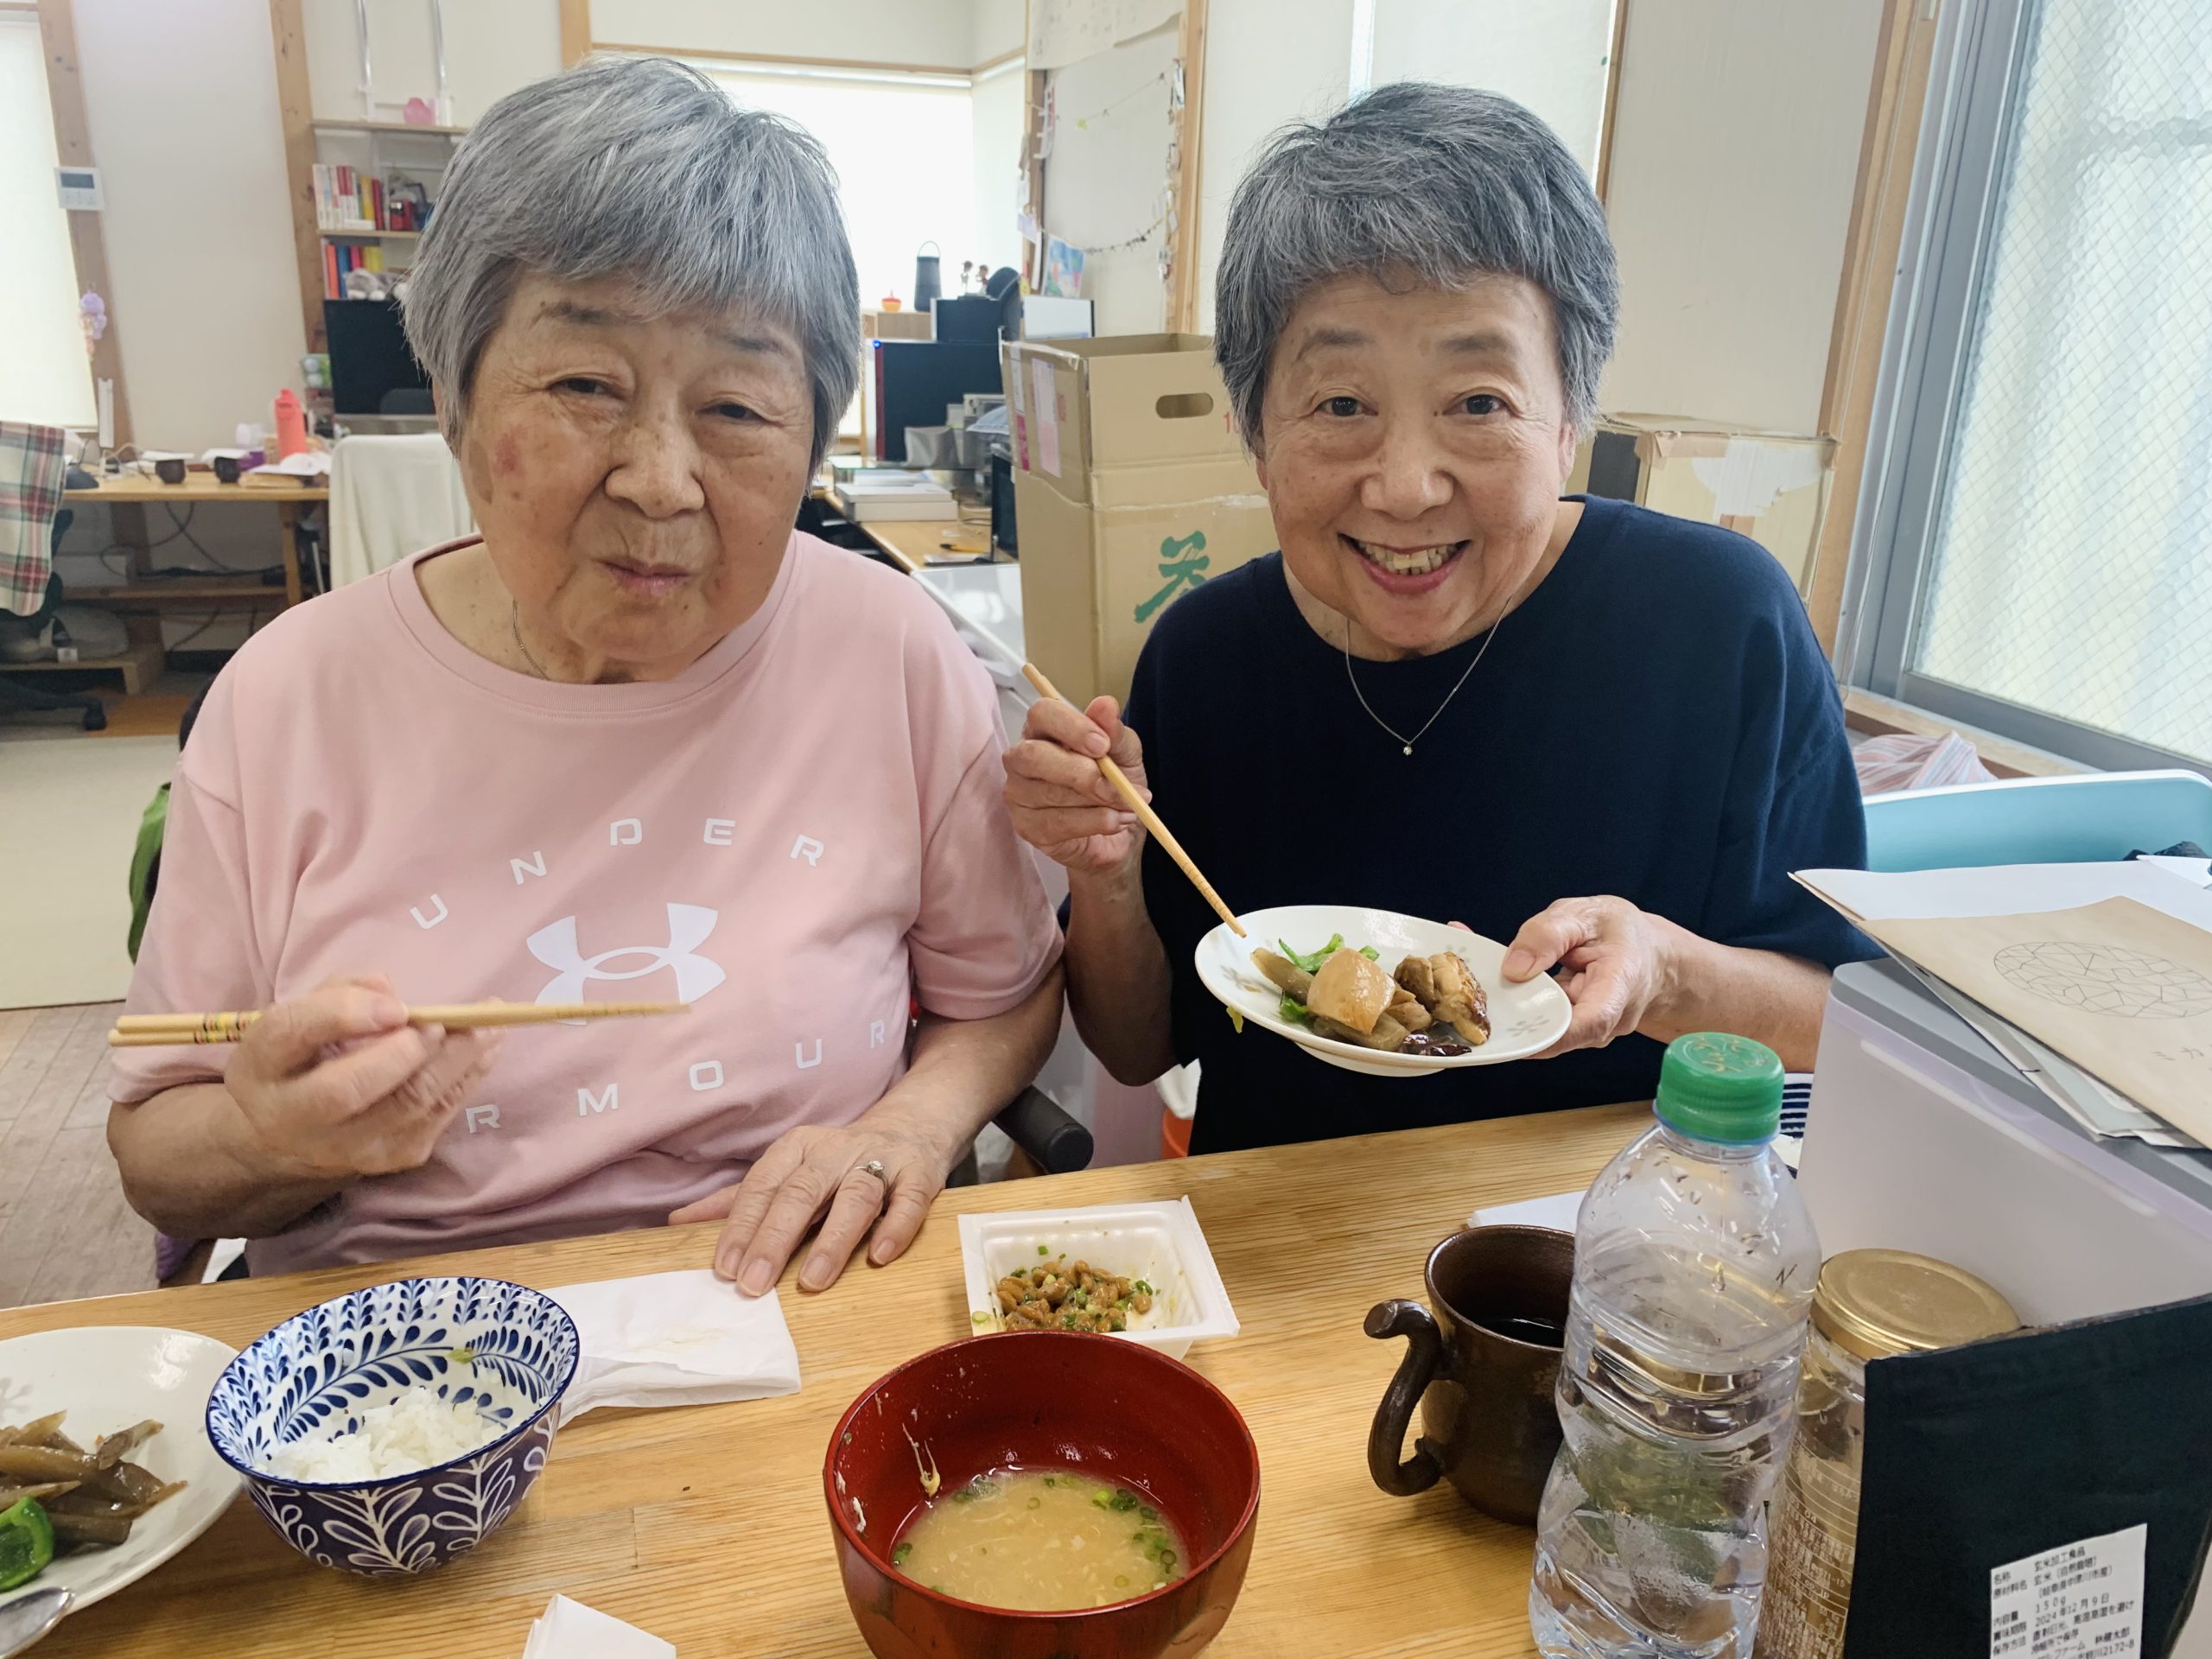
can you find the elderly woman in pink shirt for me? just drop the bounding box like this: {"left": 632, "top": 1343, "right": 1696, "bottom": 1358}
{"left": 108, "top": 57, "right": 1064, "bottom": 1294}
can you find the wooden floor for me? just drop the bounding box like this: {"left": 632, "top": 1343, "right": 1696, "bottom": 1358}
{"left": 0, "top": 670, "right": 207, "bottom": 741}
{"left": 0, "top": 1002, "right": 156, "bottom": 1310}
{"left": 87, "top": 688, "right": 200, "bottom": 738}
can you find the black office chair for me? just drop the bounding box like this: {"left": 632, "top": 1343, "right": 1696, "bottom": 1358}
{"left": 0, "top": 510, "right": 107, "bottom": 731}
{"left": 954, "top": 1086, "right": 1095, "bottom": 1185}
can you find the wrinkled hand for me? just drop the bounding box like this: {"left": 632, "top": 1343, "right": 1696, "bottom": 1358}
{"left": 1002, "top": 695, "right": 1148, "bottom": 876}
{"left": 226, "top": 975, "right": 502, "bottom": 1180}
{"left": 671, "top": 1113, "right": 958, "bottom": 1297}
{"left": 1500, "top": 897, "right": 1681, "bottom": 1058}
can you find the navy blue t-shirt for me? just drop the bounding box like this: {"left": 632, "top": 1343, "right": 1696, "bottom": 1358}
{"left": 1122, "top": 496, "right": 1873, "bottom": 1154}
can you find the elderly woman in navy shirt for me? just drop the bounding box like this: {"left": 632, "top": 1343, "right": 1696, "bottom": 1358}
{"left": 1002, "top": 83, "right": 1870, "bottom": 1153}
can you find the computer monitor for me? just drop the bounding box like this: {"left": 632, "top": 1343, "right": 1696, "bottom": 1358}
{"left": 325, "top": 298, "right": 433, "bottom": 416}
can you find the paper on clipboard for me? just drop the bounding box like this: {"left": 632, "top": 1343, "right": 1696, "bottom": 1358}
{"left": 1861, "top": 899, "right": 2212, "bottom": 1145}
{"left": 1901, "top": 964, "right": 2197, "bottom": 1147}
{"left": 1796, "top": 863, "right": 2212, "bottom": 1146}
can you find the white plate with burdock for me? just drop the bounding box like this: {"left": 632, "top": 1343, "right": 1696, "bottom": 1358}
{"left": 0, "top": 1326, "right": 241, "bottom": 1624}
{"left": 1195, "top": 904, "right": 1573, "bottom": 1077}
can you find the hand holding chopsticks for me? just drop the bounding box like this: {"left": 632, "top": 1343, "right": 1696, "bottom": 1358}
{"left": 1019, "top": 664, "right": 1245, "bottom": 938}
{"left": 108, "top": 1001, "right": 688, "bottom": 1047}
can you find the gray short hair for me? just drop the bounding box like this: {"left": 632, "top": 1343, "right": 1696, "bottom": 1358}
{"left": 1214, "top": 82, "right": 1618, "bottom": 448}
{"left": 403, "top": 55, "right": 860, "bottom": 469}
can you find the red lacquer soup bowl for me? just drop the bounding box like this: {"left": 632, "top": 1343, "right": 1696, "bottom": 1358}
{"left": 824, "top": 1331, "right": 1262, "bottom": 1658}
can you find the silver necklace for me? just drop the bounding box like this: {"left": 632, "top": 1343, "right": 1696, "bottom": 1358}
{"left": 511, "top": 601, "right": 552, "bottom": 680}
{"left": 1342, "top": 605, "right": 1509, "bottom": 757}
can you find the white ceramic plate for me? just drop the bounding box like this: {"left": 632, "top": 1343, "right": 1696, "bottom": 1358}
{"left": 1196, "top": 904, "right": 1573, "bottom": 1077}
{"left": 0, "top": 1326, "right": 240, "bottom": 1618}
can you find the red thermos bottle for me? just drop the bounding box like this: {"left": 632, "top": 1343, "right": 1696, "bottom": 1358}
{"left": 273, "top": 389, "right": 308, "bottom": 459}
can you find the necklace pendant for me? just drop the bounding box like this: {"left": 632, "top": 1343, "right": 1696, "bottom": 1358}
{"left": 1402, "top": 744, "right": 1414, "bottom": 757}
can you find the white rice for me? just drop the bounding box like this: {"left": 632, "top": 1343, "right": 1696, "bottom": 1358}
{"left": 264, "top": 1383, "right": 500, "bottom": 1483}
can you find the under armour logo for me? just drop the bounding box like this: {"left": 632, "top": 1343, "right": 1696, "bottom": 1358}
{"left": 526, "top": 903, "right": 728, "bottom": 1005}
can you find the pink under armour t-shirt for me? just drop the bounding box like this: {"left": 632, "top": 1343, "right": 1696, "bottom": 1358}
{"left": 112, "top": 534, "right": 1061, "bottom": 1273}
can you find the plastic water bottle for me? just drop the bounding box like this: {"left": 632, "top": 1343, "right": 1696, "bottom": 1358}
{"left": 1529, "top": 1033, "right": 1821, "bottom": 1659}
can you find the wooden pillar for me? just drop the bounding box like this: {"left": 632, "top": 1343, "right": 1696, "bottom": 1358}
{"left": 1807, "top": 0, "right": 1941, "bottom": 652}
{"left": 1594, "top": 0, "right": 1629, "bottom": 204}
{"left": 1166, "top": 0, "right": 1208, "bottom": 333}
{"left": 559, "top": 0, "right": 590, "bottom": 67}
{"left": 1022, "top": 66, "right": 1049, "bottom": 291}
{"left": 268, "top": 0, "right": 325, "bottom": 355}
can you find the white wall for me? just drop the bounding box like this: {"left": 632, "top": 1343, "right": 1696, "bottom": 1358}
{"left": 75, "top": 0, "right": 306, "bottom": 454}
{"left": 1598, "top": 0, "right": 1885, "bottom": 433}
{"left": 303, "top": 0, "right": 557, "bottom": 124}
{"left": 1369, "top": 0, "right": 1613, "bottom": 176}
{"left": 57, "top": 0, "right": 308, "bottom": 630}
{"left": 591, "top": 0, "right": 977, "bottom": 66}
{"left": 971, "top": 60, "right": 1027, "bottom": 276}
{"left": 1043, "top": 29, "right": 1179, "bottom": 335}
{"left": 971, "top": 0, "right": 1024, "bottom": 64}
{"left": 1194, "top": 0, "right": 1355, "bottom": 334}
{"left": 969, "top": 0, "right": 1027, "bottom": 276}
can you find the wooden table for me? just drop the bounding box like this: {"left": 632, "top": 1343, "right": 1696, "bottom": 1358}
{"left": 858, "top": 516, "right": 1003, "bottom": 575}
{"left": 66, "top": 472, "right": 330, "bottom": 611}
{"left": 0, "top": 1104, "right": 1645, "bottom": 1658}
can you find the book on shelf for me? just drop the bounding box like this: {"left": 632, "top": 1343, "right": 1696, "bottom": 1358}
{"left": 313, "top": 162, "right": 377, "bottom": 232}
{"left": 321, "top": 239, "right": 389, "bottom": 298}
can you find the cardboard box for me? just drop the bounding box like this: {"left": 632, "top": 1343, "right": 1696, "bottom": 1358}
{"left": 861, "top": 308, "right": 933, "bottom": 341}
{"left": 1568, "top": 415, "right": 1836, "bottom": 596}
{"left": 1003, "top": 334, "right": 1276, "bottom": 708}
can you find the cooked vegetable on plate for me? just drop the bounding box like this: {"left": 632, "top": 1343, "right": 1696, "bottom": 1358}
{"left": 1252, "top": 934, "right": 1491, "bottom": 1056}
{"left": 0, "top": 1412, "right": 184, "bottom": 1590}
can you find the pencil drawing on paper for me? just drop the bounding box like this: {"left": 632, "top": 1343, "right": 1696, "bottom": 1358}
{"left": 1994, "top": 940, "right": 2212, "bottom": 1020}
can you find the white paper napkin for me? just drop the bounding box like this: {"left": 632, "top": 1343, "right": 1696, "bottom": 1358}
{"left": 521, "top": 1594, "right": 674, "bottom": 1659}
{"left": 546, "top": 1269, "right": 801, "bottom": 1426}
{"left": 1469, "top": 1190, "right": 1584, "bottom": 1232}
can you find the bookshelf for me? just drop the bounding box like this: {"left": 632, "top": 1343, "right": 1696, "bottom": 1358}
{"left": 310, "top": 124, "right": 452, "bottom": 299}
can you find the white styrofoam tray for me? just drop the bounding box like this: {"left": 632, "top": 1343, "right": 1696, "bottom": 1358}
{"left": 957, "top": 1198, "right": 1239, "bottom": 1360}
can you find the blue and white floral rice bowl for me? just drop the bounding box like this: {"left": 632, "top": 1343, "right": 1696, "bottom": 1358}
{"left": 205, "top": 1276, "right": 579, "bottom": 1578}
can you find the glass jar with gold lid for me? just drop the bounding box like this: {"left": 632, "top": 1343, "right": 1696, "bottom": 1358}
{"left": 1753, "top": 1249, "right": 2019, "bottom": 1659}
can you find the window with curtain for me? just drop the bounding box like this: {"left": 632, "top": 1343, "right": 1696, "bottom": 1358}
{"left": 1857, "top": 0, "right": 2212, "bottom": 769}
{"left": 0, "top": 13, "right": 96, "bottom": 428}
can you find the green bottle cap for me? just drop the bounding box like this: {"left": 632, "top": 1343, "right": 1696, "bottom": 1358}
{"left": 1654, "top": 1033, "right": 1785, "bottom": 1143}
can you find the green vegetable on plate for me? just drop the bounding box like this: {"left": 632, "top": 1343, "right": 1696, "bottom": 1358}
{"left": 0, "top": 1497, "right": 55, "bottom": 1592}
{"left": 1278, "top": 934, "right": 1344, "bottom": 975}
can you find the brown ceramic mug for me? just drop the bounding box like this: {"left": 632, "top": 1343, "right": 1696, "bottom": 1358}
{"left": 1364, "top": 1224, "right": 1574, "bottom": 1525}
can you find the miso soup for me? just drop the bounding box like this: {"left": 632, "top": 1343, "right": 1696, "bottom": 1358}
{"left": 890, "top": 1469, "right": 1188, "bottom": 1611}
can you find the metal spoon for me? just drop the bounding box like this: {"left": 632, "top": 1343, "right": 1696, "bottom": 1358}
{"left": 0, "top": 1586, "right": 71, "bottom": 1657}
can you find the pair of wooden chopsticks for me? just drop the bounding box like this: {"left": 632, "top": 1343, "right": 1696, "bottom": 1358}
{"left": 1021, "top": 663, "right": 1245, "bottom": 938}
{"left": 106, "top": 1001, "right": 688, "bottom": 1048}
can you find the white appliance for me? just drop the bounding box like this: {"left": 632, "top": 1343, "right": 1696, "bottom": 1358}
{"left": 1801, "top": 959, "right": 2212, "bottom": 1654}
